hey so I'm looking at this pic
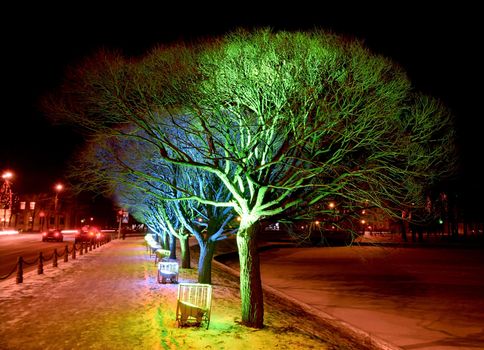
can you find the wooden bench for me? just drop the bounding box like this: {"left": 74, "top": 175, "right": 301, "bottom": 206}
{"left": 154, "top": 249, "right": 171, "bottom": 265}
{"left": 176, "top": 283, "right": 212, "bottom": 329}
{"left": 157, "top": 261, "right": 179, "bottom": 284}
{"left": 144, "top": 234, "right": 155, "bottom": 252}
{"left": 144, "top": 234, "right": 161, "bottom": 258}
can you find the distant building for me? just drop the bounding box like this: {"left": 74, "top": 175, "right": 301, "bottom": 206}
{"left": 13, "top": 193, "right": 81, "bottom": 232}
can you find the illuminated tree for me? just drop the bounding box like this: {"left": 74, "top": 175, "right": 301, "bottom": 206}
{"left": 44, "top": 29, "right": 456, "bottom": 328}
{"left": 68, "top": 132, "right": 235, "bottom": 281}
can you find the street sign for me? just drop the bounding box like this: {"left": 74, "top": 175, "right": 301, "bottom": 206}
{"left": 122, "top": 210, "right": 129, "bottom": 223}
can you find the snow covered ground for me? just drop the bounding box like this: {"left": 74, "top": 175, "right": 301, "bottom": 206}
{"left": 0, "top": 237, "right": 372, "bottom": 350}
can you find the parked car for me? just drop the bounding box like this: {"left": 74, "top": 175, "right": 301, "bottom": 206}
{"left": 41, "top": 229, "right": 64, "bottom": 242}
{"left": 74, "top": 225, "right": 100, "bottom": 244}
{"left": 94, "top": 230, "right": 108, "bottom": 241}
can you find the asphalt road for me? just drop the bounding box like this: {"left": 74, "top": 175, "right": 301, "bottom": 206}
{"left": 224, "top": 245, "right": 484, "bottom": 350}
{"left": 0, "top": 233, "right": 76, "bottom": 279}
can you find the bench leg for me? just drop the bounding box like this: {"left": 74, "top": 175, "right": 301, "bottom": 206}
{"left": 159, "top": 272, "right": 166, "bottom": 284}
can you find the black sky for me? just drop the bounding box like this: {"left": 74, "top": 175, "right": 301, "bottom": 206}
{"left": 1, "top": 4, "right": 481, "bottom": 201}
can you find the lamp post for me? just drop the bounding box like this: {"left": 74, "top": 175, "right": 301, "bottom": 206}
{"left": 117, "top": 210, "right": 123, "bottom": 240}
{"left": 2, "top": 171, "right": 13, "bottom": 228}
{"left": 54, "top": 183, "right": 63, "bottom": 229}
{"left": 39, "top": 211, "right": 46, "bottom": 232}
{"left": 328, "top": 201, "right": 336, "bottom": 226}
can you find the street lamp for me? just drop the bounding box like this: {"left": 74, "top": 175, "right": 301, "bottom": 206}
{"left": 54, "top": 183, "right": 63, "bottom": 229}
{"left": 39, "top": 211, "right": 46, "bottom": 232}
{"left": 2, "top": 171, "right": 13, "bottom": 228}
{"left": 117, "top": 210, "right": 123, "bottom": 240}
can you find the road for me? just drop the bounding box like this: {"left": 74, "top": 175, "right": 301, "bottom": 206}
{"left": 0, "top": 233, "right": 77, "bottom": 279}
{"left": 224, "top": 245, "right": 484, "bottom": 350}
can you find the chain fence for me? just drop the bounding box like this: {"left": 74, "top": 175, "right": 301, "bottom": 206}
{"left": 0, "top": 236, "right": 112, "bottom": 284}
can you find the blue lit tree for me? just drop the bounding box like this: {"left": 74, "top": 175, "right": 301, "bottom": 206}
{"left": 68, "top": 130, "right": 235, "bottom": 282}
{"left": 66, "top": 133, "right": 192, "bottom": 265}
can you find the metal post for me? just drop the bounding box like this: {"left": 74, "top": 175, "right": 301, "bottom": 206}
{"left": 53, "top": 248, "right": 58, "bottom": 267}
{"left": 16, "top": 256, "right": 23, "bottom": 284}
{"left": 118, "top": 215, "right": 122, "bottom": 240}
{"left": 79, "top": 242, "right": 83, "bottom": 255}
{"left": 72, "top": 243, "right": 76, "bottom": 259}
{"left": 64, "top": 245, "right": 68, "bottom": 262}
{"left": 7, "top": 184, "right": 12, "bottom": 227}
{"left": 54, "top": 192, "right": 58, "bottom": 229}
{"left": 53, "top": 184, "right": 63, "bottom": 230}
{"left": 38, "top": 252, "right": 44, "bottom": 274}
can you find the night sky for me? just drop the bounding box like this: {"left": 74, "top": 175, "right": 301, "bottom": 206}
{"left": 1, "top": 4, "right": 481, "bottom": 210}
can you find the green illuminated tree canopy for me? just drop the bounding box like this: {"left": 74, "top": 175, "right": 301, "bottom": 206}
{"left": 43, "top": 28, "right": 456, "bottom": 328}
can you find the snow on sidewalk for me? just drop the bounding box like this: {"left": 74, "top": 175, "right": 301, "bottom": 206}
{"left": 0, "top": 237, "right": 343, "bottom": 350}
{"left": 0, "top": 238, "right": 171, "bottom": 349}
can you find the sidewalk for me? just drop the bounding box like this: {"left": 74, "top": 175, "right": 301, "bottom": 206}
{"left": 0, "top": 237, "right": 371, "bottom": 350}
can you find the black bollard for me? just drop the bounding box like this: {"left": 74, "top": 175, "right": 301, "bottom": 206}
{"left": 72, "top": 243, "right": 76, "bottom": 260}
{"left": 16, "top": 256, "right": 23, "bottom": 284}
{"left": 38, "top": 252, "right": 44, "bottom": 274}
{"left": 53, "top": 248, "right": 58, "bottom": 267}
{"left": 64, "top": 245, "right": 69, "bottom": 262}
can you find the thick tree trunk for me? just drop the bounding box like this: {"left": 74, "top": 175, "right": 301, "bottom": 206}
{"left": 169, "top": 234, "right": 177, "bottom": 260}
{"left": 410, "top": 224, "right": 417, "bottom": 242}
{"left": 162, "top": 231, "right": 170, "bottom": 250}
{"left": 237, "top": 223, "right": 264, "bottom": 328}
{"left": 179, "top": 235, "right": 190, "bottom": 269}
{"left": 198, "top": 239, "right": 216, "bottom": 284}
{"left": 451, "top": 221, "right": 459, "bottom": 240}
{"left": 155, "top": 233, "right": 162, "bottom": 245}
{"left": 400, "top": 219, "right": 407, "bottom": 242}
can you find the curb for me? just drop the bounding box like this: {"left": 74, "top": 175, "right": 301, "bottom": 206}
{"left": 213, "top": 249, "right": 403, "bottom": 350}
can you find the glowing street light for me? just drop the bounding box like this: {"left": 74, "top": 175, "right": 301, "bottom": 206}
{"left": 2, "top": 171, "right": 13, "bottom": 180}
